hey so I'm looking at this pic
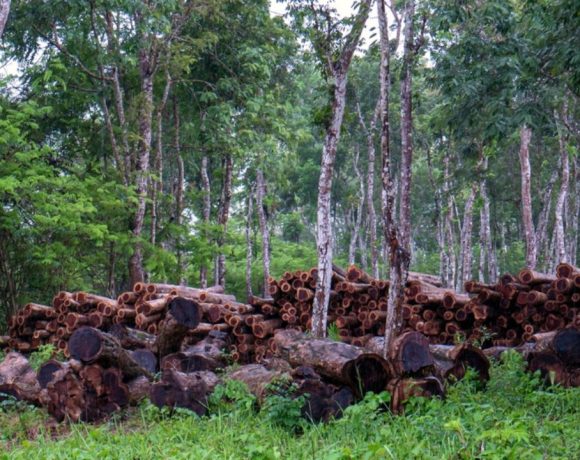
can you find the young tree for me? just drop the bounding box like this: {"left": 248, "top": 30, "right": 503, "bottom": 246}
{"left": 288, "top": 0, "right": 373, "bottom": 337}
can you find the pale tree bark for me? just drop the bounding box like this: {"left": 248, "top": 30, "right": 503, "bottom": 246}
{"left": 398, "top": 0, "right": 418, "bottom": 251}
{"left": 554, "top": 105, "right": 570, "bottom": 263}
{"left": 536, "top": 163, "right": 559, "bottom": 270}
{"left": 518, "top": 125, "right": 537, "bottom": 269}
{"left": 348, "top": 146, "right": 365, "bottom": 266}
{"left": 0, "top": 0, "right": 10, "bottom": 39}
{"left": 347, "top": 208, "right": 357, "bottom": 265}
{"left": 150, "top": 73, "right": 172, "bottom": 246}
{"left": 245, "top": 189, "right": 254, "bottom": 300}
{"left": 174, "top": 96, "right": 185, "bottom": 283}
{"left": 569, "top": 155, "right": 579, "bottom": 266}
{"left": 356, "top": 100, "right": 380, "bottom": 278}
{"left": 215, "top": 153, "right": 233, "bottom": 287}
{"left": 255, "top": 169, "right": 271, "bottom": 298}
{"left": 128, "top": 51, "right": 156, "bottom": 287}
{"left": 378, "top": 0, "right": 410, "bottom": 356}
{"left": 200, "top": 154, "right": 211, "bottom": 288}
{"left": 459, "top": 185, "right": 477, "bottom": 291}
{"left": 442, "top": 149, "right": 457, "bottom": 288}
{"left": 311, "top": 0, "right": 373, "bottom": 338}
{"left": 477, "top": 154, "right": 496, "bottom": 283}
{"left": 425, "top": 146, "right": 446, "bottom": 285}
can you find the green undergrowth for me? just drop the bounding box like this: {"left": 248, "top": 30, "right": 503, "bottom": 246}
{"left": 1, "top": 352, "right": 579, "bottom": 459}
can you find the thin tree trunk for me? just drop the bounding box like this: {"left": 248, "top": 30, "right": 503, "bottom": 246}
{"left": 215, "top": 153, "right": 233, "bottom": 287}
{"left": 348, "top": 146, "right": 364, "bottom": 266}
{"left": 174, "top": 95, "right": 185, "bottom": 282}
{"left": 537, "top": 163, "right": 560, "bottom": 270}
{"left": 378, "top": 0, "right": 410, "bottom": 357}
{"left": 478, "top": 154, "right": 496, "bottom": 283}
{"left": 150, "top": 74, "right": 172, "bottom": 247}
{"left": 313, "top": 72, "right": 348, "bottom": 337}
{"left": 356, "top": 102, "right": 379, "bottom": 278}
{"left": 255, "top": 169, "right": 271, "bottom": 298}
{"left": 398, "top": 0, "right": 416, "bottom": 252}
{"left": 555, "top": 112, "right": 570, "bottom": 264}
{"left": 200, "top": 154, "right": 211, "bottom": 288}
{"left": 106, "top": 241, "right": 116, "bottom": 298}
{"left": 459, "top": 185, "right": 477, "bottom": 291}
{"left": 518, "top": 125, "right": 537, "bottom": 269}
{"left": 311, "top": 0, "right": 372, "bottom": 337}
{"left": 442, "top": 148, "right": 456, "bottom": 288}
{"left": 128, "top": 66, "right": 154, "bottom": 286}
{"left": 347, "top": 207, "right": 357, "bottom": 265}
{"left": 0, "top": 0, "right": 10, "bottom": 39}
{"left": 245, "top": 189, "right": 254, "bottom": 300}
{"left": 569, "top": 155, "right": 579, "bottom": 266}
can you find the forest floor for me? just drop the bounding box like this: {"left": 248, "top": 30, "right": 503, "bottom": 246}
{"left": 1, "top": 353, "right": 579, "bottom": 460}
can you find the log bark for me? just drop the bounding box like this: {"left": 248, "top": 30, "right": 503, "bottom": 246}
{"left": 149, "top": 370, "right": 219, "bottom": 415}
{"left": 0, "top": 352, "right": 40, "bottom": 404}
{"left": 68, "top": 327, "right": 151, "bottom": 379}
{"left": 430, "top": 343, "right": 490, "bottom": 383}
{"left": 273, "top": 330, "right": 391, "bottom": 396}
{"left": 155, "top": 297, "right": 202, "bottom": 358}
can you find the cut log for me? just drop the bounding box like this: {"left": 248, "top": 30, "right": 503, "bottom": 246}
{"left": 155, "top": 297, "right": 202, "bottom": 358}
{"left": 149, "top": 370, "right": 220, "bottom": 415}
{"left": 227, "top": 364, "right": 288, "bottom": 402}
{"left": 68, "top": 327, "right": 152, "bottom": 379}
{"left": 272, "top": 330, "right": 391, "bottom": 396}
{"left": 387, "top": 376, "right": 445, "bottom": 414}
{"left": 0, "top": 352, "right": 41, "bottom": 404}
{"left": 430, "top": 343, "right": 490, "bottom": 382}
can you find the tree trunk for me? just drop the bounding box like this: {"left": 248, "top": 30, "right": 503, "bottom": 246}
{"left": 478, "top": 155, "right": 496, "bottom": 282}
{"left": 215, "top": 153, "right": 233, "bottom": 287}
{"left": 518, "top": 125, "right": 537, "bottom": 269}
{"left": 0, "top": 0, "right": 10, "bottom": 39}
{"left": 537, "top": 163, "right": 559, "bottom": 271}
{"left": 245, "top": 189, "right": 254, "bottom": 300}
{"left": 311, "top": 0, "right": 372, "bottom": 338}
{"left": 555, "top": 107, "right": 570, "bottom": 264}
{"left": 398, "top": 0, "right": 416, "bottom": 251}
{"left": 128, "top": 57, "right": 154, "bottom": 286}
{"left": 348, "top": 146, "right": 364, "bottom": 266}
{"left": 200, "top": 154, "right": 211, "bottom": 288}
{"left": 356, "top": 101, "right": 379, "bottom": 278}
{"left": 173, "top": 96, "right": 185, "bottom": 283}
{"left": 150, "top": 74, "right": 172, "bottom": 247}
{"left": 378, "top": 0, "right": 411, "bottom": 356}
{"left": 459, "top": 185, "right": 477, "bottom": 291}
{"left": 569, "top": 155, "right": 579, "bottom": 266}
{"left": 256, "top": 169, "right": 271, "bottom": 297}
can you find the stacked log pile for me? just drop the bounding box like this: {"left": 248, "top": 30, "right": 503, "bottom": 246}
{"left": 260, "top": 263, "right": 580, "bottom": 348}
{"left": 1, "top": 262, "right": 578, "bottom": 423}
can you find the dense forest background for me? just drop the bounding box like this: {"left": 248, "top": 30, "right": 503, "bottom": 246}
{"left": 0, "top": 0, "right": 578, "bottom": 331}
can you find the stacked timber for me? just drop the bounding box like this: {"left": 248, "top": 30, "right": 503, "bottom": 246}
{"left": 260, "top": 263, "right": 579, "bottom": 348}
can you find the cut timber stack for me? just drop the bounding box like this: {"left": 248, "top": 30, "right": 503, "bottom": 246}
{"left": 259, "top": 263, "right": 579, "bottom": 348}
{"left": 1, "top": 262, "right": 578, "bottom": 423}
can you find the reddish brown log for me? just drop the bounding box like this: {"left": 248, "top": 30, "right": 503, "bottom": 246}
{"left": 0, "top": 352, "right": 41, "bottom": 404}
{"left": 273, "top": 330, "right": 391, "bottom": 396}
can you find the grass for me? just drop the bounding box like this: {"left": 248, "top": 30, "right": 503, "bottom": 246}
{"left": 1, "top": 351, "right": 579, "bottom": 459}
